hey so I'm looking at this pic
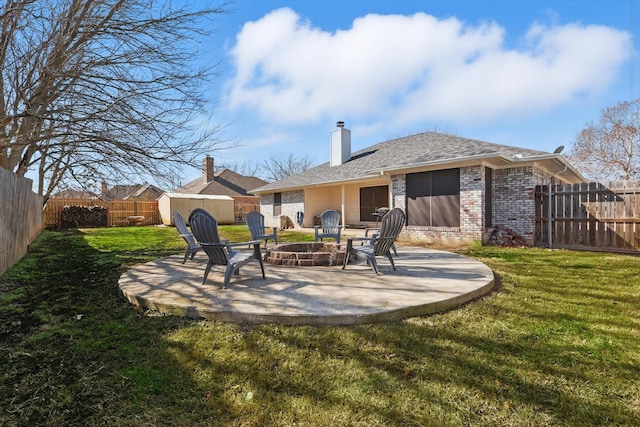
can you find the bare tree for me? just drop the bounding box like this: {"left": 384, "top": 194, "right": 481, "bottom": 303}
{"left": 218, "top": 159, "right": 261, "bottom": 178}
{"left": 568, "top": 99, "right": 640, "bottom": 181}
{"left": 0, "top": 0, "right": 228, "bottom": 201}
{"left": 260, "top": 153, "right": 314, "bottom": 182}
{"left": 219, "top": 153, "right": 315, "bottom": 182}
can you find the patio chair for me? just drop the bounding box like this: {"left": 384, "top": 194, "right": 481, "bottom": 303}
{"left": 363, "top": 227, "right": 398, "bottom": 256}
{"left": 245, "top": 211, "right": 278, "bottom": 246}
{"left": 342, "top": 208, "right": 405, "bottom": 274}
{"left": 189, "top": 208, "right": 265, "bottom": 288}
{"left": 173, "top": 211, "right": 201, "bottom": 263}
{"left": 314, "top": 209, "right": 343, "bottom": 244}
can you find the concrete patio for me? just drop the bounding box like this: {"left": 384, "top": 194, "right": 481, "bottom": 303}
{"left": 118, "top": 245, "right": 495, "bottom": 326}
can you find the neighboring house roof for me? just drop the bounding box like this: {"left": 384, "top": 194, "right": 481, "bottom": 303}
{"left": 252, "top": 132, "right": 584, "bottom": 193}
{"left": 52, "top": 183, "right": 165, "bottom": 200}
{"left": 106, "top": 184, "right": 143, "bottom": 200}
{"left": 176, "top": 168, "right": 267, "bottom": 197}
{"left": 104, "top": 183, "right": 164, "bottom": 200}
{"left": 52, "top": 189, "right": 99, "bottom": 199}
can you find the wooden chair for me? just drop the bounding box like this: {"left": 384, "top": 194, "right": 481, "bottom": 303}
{"left": 245, "top": 211, "right": 278, "bottom": 246}
{"left": 342, "top": 208, "right": 405, "bottom": 274}
{"left": 173, "top": 211, "right": 201, "bottom": 263}
{"left": 314, "top": 209, "right": 343, "bottom": 244}
{"left": 189, "top": 208, "right": 265, "bottom": 288}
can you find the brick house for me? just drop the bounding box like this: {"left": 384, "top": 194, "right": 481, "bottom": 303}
{"left": 175, "top": 156, "right": 268, "bottom": 221}
{"left": 250, "top": 123, "right": 584, "bottom": 245}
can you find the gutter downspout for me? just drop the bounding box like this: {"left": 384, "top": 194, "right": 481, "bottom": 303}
{"left": 548, "top": 165, "right": 568, "bottom": 249}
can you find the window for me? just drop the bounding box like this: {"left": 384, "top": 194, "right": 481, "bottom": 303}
{"left": 406, "top": 168, "right": 460, "bottom": 227}
{"left": 360, "top": 185, "right": 389, "bottom": 221}
{"left": 273, "top": 192, "right": 281, "bottom": 216}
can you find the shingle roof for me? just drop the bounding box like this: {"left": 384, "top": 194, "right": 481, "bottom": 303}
{"left": 252, "top": 132, "right": 548, "bottom": 192}
{"left": 52, "top": 183, "right": 165, "bottom": 200}
{"left": 176, "top": 169, "right": 268, "bottom": 197}
{"left": 52, "top": 189, "right": 99, "bottom": 199}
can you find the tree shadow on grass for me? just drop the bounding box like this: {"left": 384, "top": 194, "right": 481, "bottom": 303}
{"left": 0, "top": 229, "right": 229, "bottom": 426}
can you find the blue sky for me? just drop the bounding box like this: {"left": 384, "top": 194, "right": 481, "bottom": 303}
{"left": 183, "top": 0, "right": 638, "bottom": 183}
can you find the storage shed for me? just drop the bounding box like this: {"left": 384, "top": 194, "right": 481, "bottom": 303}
{"left": 158, "top": 192, "right": 235, "bottom": 225}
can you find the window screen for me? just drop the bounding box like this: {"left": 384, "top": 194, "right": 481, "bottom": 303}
{"left": 406, "top": 169, "right": 460, "bottom": 227}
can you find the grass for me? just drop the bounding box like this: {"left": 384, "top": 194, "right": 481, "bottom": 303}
{"left": 0, "top": 225, "right": 639, "bottom": 426}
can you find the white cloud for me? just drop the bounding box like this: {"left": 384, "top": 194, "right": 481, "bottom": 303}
{"left": 225, "top": 8, "right": 632, "bottom": 127}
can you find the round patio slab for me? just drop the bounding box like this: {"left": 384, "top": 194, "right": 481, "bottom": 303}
{"left": 117, "top": 245, "right": 495, "bottom": 326}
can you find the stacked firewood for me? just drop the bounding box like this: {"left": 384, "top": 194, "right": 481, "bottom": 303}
{"left": 60, "top": 205, "right": 108, "bottom": 228}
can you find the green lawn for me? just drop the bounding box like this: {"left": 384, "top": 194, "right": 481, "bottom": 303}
{"left": 0, "top": 226, "right": 638, "bottom": 426}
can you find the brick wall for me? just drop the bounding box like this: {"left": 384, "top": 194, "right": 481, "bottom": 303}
{"left": 460, "top": 166, "right": 485, "bottom": 239}
{"left": 391, "top": 174, "right": 405, "bottom": 210}
{"left": 260, "top": 190, "right": 304, "bottom": 228}
{"left": 492, "top": 166, "right": 545, "bottom": 245}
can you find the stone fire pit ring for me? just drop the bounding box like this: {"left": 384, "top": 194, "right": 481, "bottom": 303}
{"left": 265, "top": 242, "right": 353, "bottom": 267}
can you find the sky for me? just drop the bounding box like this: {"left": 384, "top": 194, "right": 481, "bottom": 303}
{"left": 182, "top": 0, "right": 639, "bottom": 184}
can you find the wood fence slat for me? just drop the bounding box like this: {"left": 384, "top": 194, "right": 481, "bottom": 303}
{"left": 562, "top": 184, "right": 572, "bottom": 245}
{"left": 43, "top": 198, "right": 160, "bottom": 227}
{"left": 534, "top": 180, "right": 640, "bottom": 252}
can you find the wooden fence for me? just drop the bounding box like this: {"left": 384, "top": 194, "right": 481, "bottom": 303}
{"left": 44, "top": 198, "right": 160, "bottom": 228}
{"left": 233, "top": 196, "right": 260, "bottom": 222}
{"left": 0, "top": 169, "right": 43, "bottom": 276}
{"left": 535, "top": 181, "right": 640, "bottom": 253}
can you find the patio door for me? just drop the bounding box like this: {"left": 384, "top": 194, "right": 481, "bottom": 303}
{"left": 360, "top": 185, "right": 389, "bottom": 222}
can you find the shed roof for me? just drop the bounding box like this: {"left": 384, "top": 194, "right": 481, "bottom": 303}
{"left": 159, "top": 192, "right": 234, "bottom": 201}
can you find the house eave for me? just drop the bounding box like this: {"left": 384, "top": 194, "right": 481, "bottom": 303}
{"left": 523, "top": 155, "right": 585, "bottom": 184}
{"left": 251, "top": 174, "right": 384, "bottom": 194}
{"left": 251, "top": 152, "right": 586, "bottom": 195}
{"left": 367, "top": 152, "right": 585, "bottom": 184}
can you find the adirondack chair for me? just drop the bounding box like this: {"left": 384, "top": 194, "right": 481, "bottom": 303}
{"left": 245, "top": 211, "right": 278, "bottom": 246}
{"left": 173, "top": 211, "right": 201, "bottom": 263}
{"left": 314, "top": 209, "right": 343, "bottom": 244}
{"left": 363, "top": 227, "right": 398, "bottom": 256}
{"left": 342, "top": 208, "right": 405, "bottom": 274}
{"left": 189, "top": 208, "right": 265, "bottom": 288}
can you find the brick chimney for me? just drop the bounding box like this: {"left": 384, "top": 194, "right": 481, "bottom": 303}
{"left": 101, "top": 181, "right": 108, "bottom": 198}
{"left": 203, "top": 156, "right": 214, "bottom": 183}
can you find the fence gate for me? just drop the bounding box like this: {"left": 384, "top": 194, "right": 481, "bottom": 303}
{"left": 534, "top": 181, "right": 640, "bottom": 253}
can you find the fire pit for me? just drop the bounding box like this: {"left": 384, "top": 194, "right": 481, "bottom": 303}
{"left": 265, "top": 242, "right": 353, "bottom": 266}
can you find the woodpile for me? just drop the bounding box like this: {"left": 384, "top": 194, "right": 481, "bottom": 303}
{"left": 60, "top": 205, "right": 108, "bottom": 228}
{"left": 488, "top": 225, "right": 528, "bottom": 248}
